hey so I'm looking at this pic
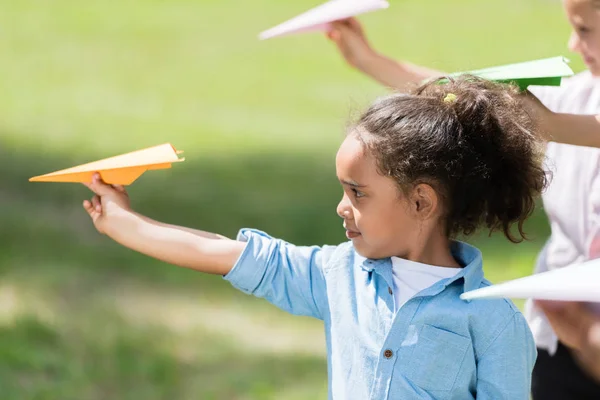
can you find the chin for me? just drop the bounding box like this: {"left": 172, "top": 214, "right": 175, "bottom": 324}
{"left": 590, "top": 66, "right": 600, "bottom": 77}
{"left": 585, "top": 60, "right": 600, "bottom": 76}
{"left": 353, "top": 243, "right": 387, "bottom": 260}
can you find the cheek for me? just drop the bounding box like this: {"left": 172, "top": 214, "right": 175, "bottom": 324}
{"left": 360, "top": 200, "right": 414, "bottom": 237}
{"left": 591, "top": 38, "right": 600, "bottom": 56}
{"left": 582, "top": 34, "right": 600, "bottom": 53}
{"left": 387, "top": 205, "right": 416, "bottom": 235}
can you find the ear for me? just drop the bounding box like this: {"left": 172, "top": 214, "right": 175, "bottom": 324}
{"left": 409, "top": 183, "right": 439, "bottom": 220}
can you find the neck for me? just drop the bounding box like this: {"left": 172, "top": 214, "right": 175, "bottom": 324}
{"left": 404, "top": 228, "right": 461, "bottom": 268}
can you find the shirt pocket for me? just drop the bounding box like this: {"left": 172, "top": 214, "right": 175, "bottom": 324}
{"left": 404, "top": 324, "right": 471, "bottom": 392}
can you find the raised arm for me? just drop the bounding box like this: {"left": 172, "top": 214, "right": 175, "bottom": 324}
{"left": 82, "top": 173, "right": 329, "bottom": 320}
{"left": 522, "top": 90, "right": 600, "bottom": 148}
{"left": 536, "top": 301, "right": 600, "bottom": 382}
{"left": 543, "top": 112, "right": 600, "bottom": 148}
{"left": 327, "top": 18, "right": 443, "bottom": 92}
{"left": 83, "top": 173, "right": 245, "bottom": 275}
{"left": 327, "top": 20, "right": 600, "bottom": 148}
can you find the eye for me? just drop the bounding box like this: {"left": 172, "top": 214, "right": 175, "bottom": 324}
{"left": 577, "top": 25, "right": 591, "bottom": 34}
{"left": 352, "top": 188, "right": 365, "bottom": 198}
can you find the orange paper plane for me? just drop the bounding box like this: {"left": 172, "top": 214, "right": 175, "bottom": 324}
{"left": 29, "top": 143, "right": 185, "bottom": 185}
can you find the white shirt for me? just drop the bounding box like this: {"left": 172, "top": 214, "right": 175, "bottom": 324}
{"left": 390, "top": 256, "right": 460, "bottom": 310}
{"left": 526, "top": 71, "right": 600, "bottom": 354}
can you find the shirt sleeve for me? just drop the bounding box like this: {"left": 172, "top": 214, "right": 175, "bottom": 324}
{"left": 474, "top": 312, "right": 537, "bottom": 400}
{"left": 223, "top": 228, "right": 329, "bottom": 320}
{"left": 586, "top": 162, "right": 600, "bottom": 259}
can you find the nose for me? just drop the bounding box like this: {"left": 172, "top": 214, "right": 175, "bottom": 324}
{"left": 568, "top": 31, "right": 581, "bottom": 53}
{"left": 337, "top": 193, "right": 353, "bottom": 219}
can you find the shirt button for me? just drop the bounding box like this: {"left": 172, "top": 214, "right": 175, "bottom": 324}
{"left": 384, "top": 349, "right": 393, "bottom": 359}
{"left": 388, "top": 286, "right": 393, "bottom": 295}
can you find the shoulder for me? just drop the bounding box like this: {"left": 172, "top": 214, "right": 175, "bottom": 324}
{"left": 529, "top": 70, "right": 597, "bottom": 110}
{"left": 235, "top": 228, "right": 349, "bottom": 267}
{"left": 462, "top": 279, "right": 532, "bottom": 356}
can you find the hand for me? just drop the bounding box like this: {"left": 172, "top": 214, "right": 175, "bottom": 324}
{"left": 520, "top": 90, "right": 554, "bottom": 140}
{"left": 577, "top": 323, "right": 600, "bottom": 382}
{"left": 326, "top": 18, "right": 377, "bottom": 70}
{"left": 83, "top": 173, "right": 132, "bottom": 234}
{"left": 535, "top": 300, "right": 597, "bottom": 350}
{"left": 536, "top": 300, "right": 600, "bottom": 381}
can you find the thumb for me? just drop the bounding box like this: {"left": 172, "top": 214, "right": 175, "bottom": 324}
{"left": 334, "top": 22, "right": 357, "bottom": 40}
{"left": 346, "top": 17, "right": 364, "bottom": 35}
{"left": 589, "top": 323, "right": 600, "bottom": 348}
{"left": 85, "top": 173, "right": 116, "bottom": 196}
{"left": 327, "top": 28, "right": 340, "bottom": 42}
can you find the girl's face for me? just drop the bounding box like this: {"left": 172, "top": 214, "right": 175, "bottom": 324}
{"left": 335, "top": 134, "right": 429, "bottom": 260}
{"left": 564, "top": 0, "right": 600, "bottom": 75}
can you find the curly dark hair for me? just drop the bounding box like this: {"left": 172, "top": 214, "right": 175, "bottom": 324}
{"left": 353, "top": 75, "right": 548, "bottom": 243}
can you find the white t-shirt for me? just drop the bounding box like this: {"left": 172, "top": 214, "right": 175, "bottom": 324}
{"left": 526, "top": 71, "right": 600, "bottom": 354}
{"left": 390, "top": 256, "right": 461, "bottom": 310}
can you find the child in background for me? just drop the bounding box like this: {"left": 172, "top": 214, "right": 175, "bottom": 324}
{"left": 82, "top": 76, "right": 543, "bottom": 399}
{"left": 326, "top": 1, "right": 600, "bottom": 398}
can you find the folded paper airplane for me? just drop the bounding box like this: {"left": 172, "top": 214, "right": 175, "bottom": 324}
{"left": 29, "top": 143, "right": 184, "bottom": 185}
{"left": 440, "top": 56, "right": 574, "bottom": 91}
{"left": 259, "top": 0, "right": 389, "bottom": 40}
{"left": 460, "top": 258, "right": 600, "bottom": 303}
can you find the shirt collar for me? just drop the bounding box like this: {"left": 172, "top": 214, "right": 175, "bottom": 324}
{"left": 356, "top": 240, "right": 484, "bottom": 293}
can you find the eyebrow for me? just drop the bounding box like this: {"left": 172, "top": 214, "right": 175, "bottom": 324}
{"left": 340, "top": 179, "right": 366, "bottom": 188}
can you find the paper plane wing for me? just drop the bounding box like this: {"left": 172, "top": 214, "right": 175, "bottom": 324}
{"left": 29, "top": 143, "right": 184, "bottom": 185}
{"left": 461, "top": 258, "right": 600, "bottom": 302}
{"left": 441, "top": 56, "right": 574, "bottom": 90}
{"left": 259, "top": 0, "right": 389, "bottom": 40}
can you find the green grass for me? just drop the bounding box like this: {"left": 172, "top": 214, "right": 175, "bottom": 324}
{"left": 0, "top": 0, "right": 580, "bottom": 397}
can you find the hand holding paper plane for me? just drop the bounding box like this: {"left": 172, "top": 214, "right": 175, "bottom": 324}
{"left": 460, "top": 258, "right": 600, "bottom": 303}
{"left": 29, "top": 143, "right": 184, "bottom": 185}
{"left": 259, "top": 0, "right": 389, "bottom": 40}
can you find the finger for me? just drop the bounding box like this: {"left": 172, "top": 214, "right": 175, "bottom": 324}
{"left": 558, "top": 302, "right": 596, "bottom": 321}
{"left": 537, "top": 302, "right": 588, "bottom": 348}
{"left": 334, "top": 17, "right": 352, "bottom": 25}
{"left": 334, "top": 22, "right": 353, "bottom": 37}
{"left": 112, "top": 184, "right": 127, "bottom": 195}
{"left": 588, "top": 323, "right": 600, "bottom": 348}
{"left": 83, "top": 199, "right": 98, "bottom": 219}
{"left": 87, "top": 173, "right": 115, "bottom": 196}
{"left": 328, "top": 29, "right": 340, "bottom": 42}
{"left": 329, "top": 20, "right": 350, "bottom": 33}
{"left": 535, "top": 300, "right": 566, "bottom": 311}
{"left": 83, "top": 199, "right": 94, "bottom": 214}
{"left": 91, "top": 195, "right": 102, "bottom": 213}
{"left": 537, "top": 301, "right": 577, "bottom": 329}
{"left": 347, "top": 17, "right": 364, "bottom": 34}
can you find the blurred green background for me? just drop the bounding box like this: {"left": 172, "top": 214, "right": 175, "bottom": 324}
{"left": 0, "top": 0, "right": 582, "bottom": 398}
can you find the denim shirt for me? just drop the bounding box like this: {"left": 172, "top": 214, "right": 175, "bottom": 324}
{"left": 224, "top": 229, "right": 536, "bottom": 400}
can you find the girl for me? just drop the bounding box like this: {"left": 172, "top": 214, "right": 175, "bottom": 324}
{"left": 326, "top": 1, "right": 600, "bottom": 398}
{"left": 82, "top": 76, "right": 543, "bottom": 399}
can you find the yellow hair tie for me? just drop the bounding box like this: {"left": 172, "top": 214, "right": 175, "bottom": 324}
{"left": 443, "top": 93, "right": 457, "bottom": 103}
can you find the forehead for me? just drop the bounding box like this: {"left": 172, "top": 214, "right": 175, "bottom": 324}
{"left": 335, "top": 134, "right": 376, "bottom": 180}
{"left": 565, "top": 0, "right": 600, "bottom": 19}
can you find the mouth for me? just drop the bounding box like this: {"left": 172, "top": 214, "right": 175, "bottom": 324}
{"left": 344, "top": 225, "right": 361, "bottom": 239}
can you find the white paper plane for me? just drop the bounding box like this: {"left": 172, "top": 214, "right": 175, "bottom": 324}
{"left": 460, "top": 258, "right": 600, "bottom": 302}
{"left": 259, "top": 0, "right": 389, "bottom": 40}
